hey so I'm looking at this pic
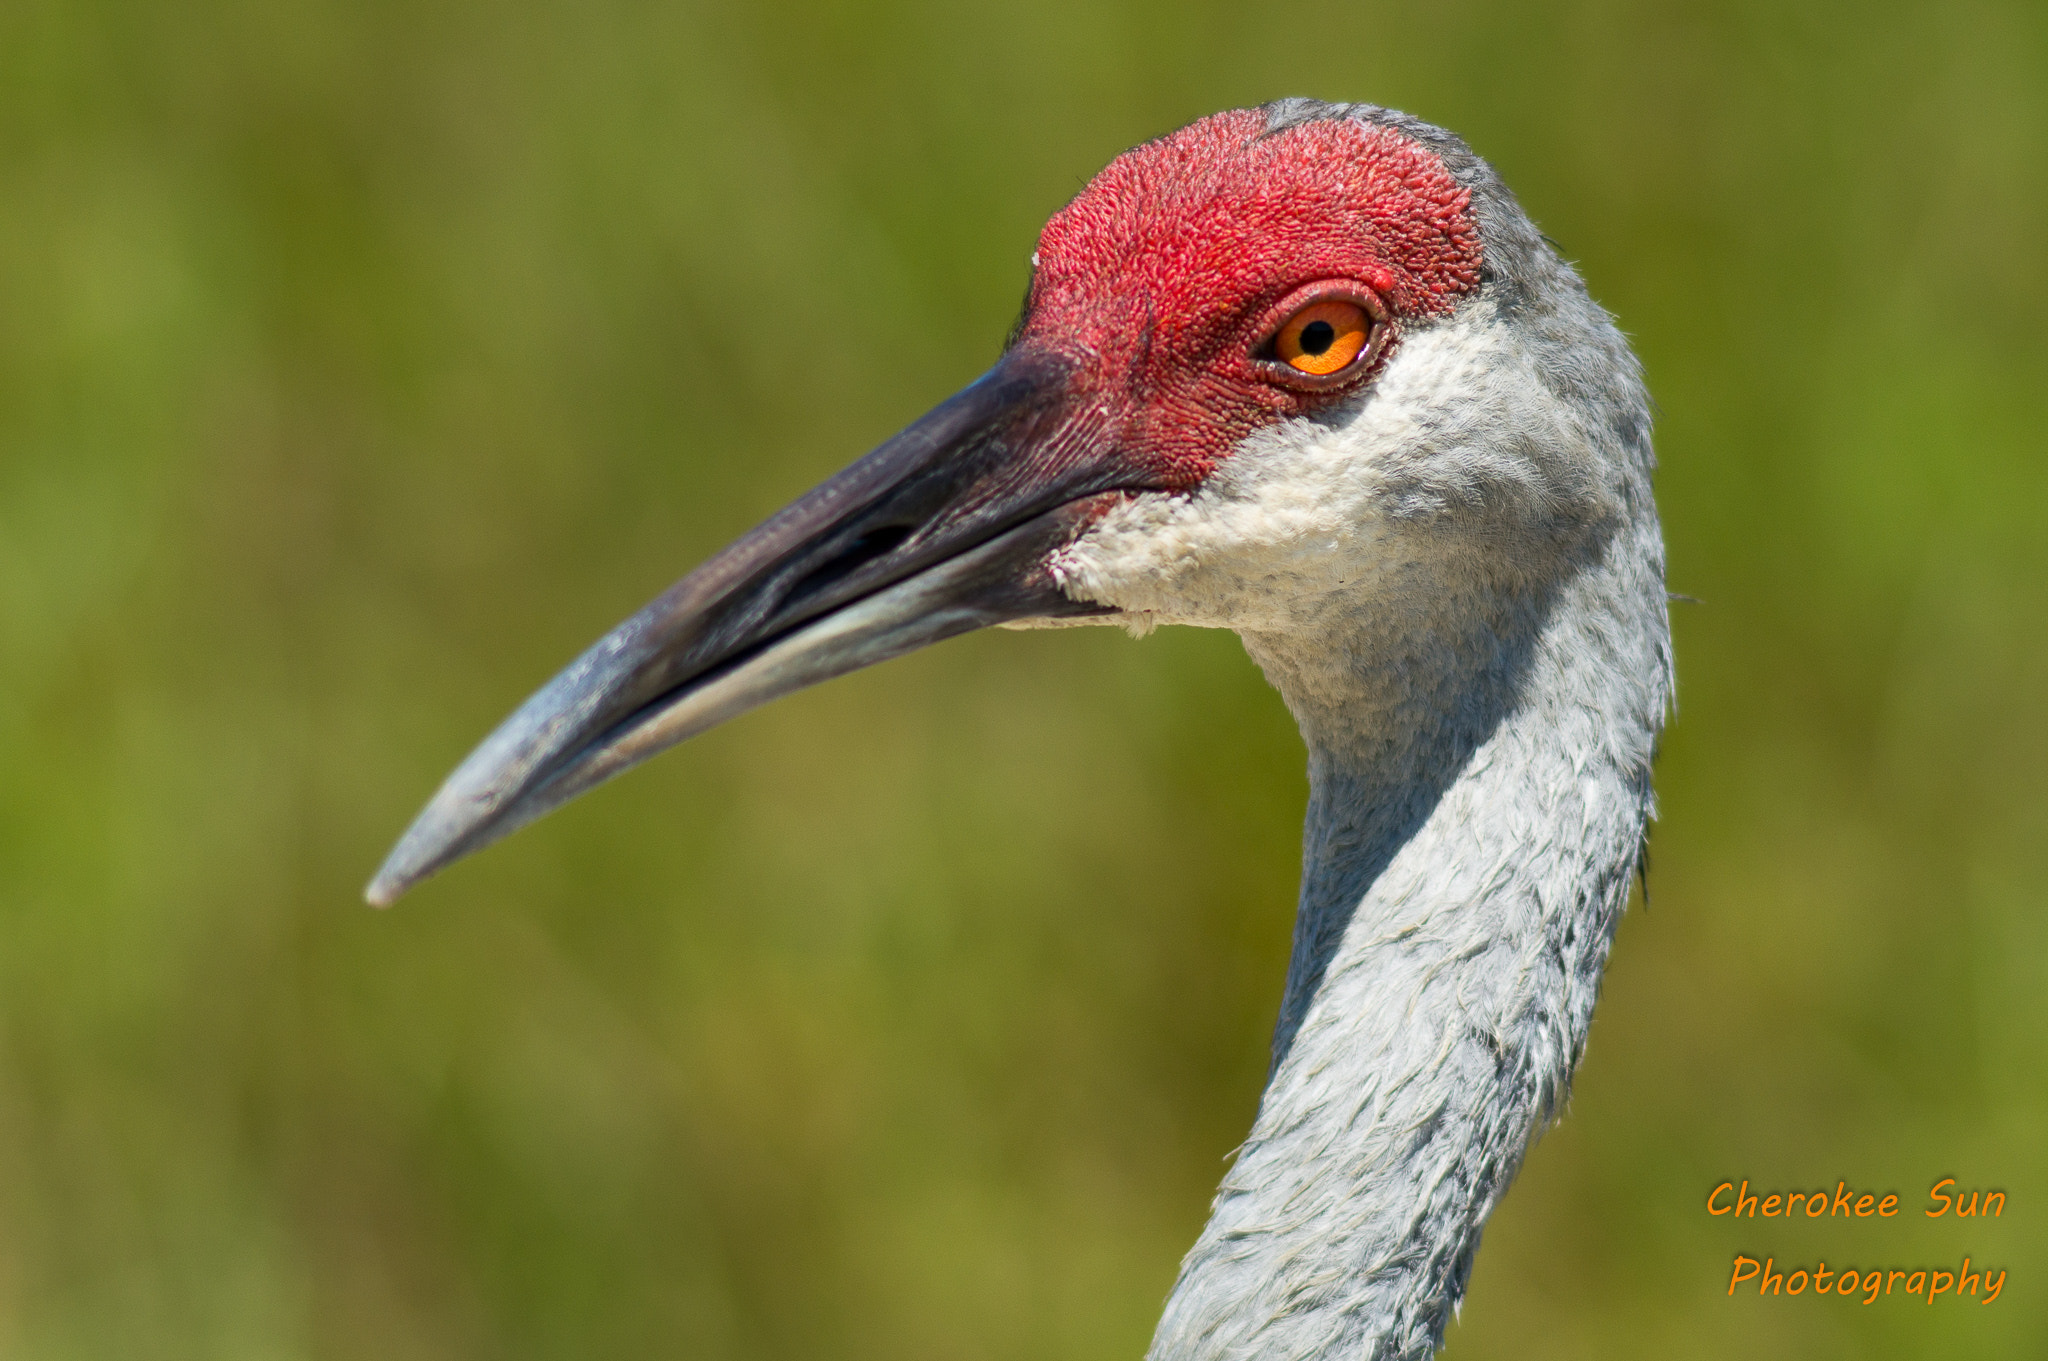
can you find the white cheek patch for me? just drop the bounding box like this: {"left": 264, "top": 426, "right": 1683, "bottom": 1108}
{"left": 1048, "top": 304, "right": 1534, "bottom": 630}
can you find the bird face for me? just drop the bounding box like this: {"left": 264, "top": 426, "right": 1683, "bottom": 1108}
{"left": 1013, "top": 109, "right": 1498, "bottom": 634}
{"left": 368, "top": 104, "right": 1552, "bottom": 904}
{"left": 1013, "top": 108, "right": 1478, "bottom": 488}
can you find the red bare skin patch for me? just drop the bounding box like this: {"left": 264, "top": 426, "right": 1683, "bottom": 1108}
{"left": 1016, "top": 109, "right": 1482, "bottom": 488}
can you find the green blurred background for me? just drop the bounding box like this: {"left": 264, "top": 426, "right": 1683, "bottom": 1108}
{"left": 3, "top": 0, "right": 2043, "bottom": 1357}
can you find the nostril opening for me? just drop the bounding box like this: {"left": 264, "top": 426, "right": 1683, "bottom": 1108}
{"left": 787, "top": 524, "right": 918, "bottom": 602}
{"left": 850, "top": 524, "right": 915, "bottom": 558}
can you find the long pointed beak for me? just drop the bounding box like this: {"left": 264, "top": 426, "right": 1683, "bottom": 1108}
{"left": 367, "top": 349, "right": 1133, "bottom": 906}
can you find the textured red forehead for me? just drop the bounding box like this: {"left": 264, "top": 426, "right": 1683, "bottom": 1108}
{"left": 1014, "top": 109, "right": 1482, "bottom": 488}
{"left": 1031, "top": 109, "right": 1481, "bottom": 336}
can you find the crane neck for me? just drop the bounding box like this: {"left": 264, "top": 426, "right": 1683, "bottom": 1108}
{"left": 1147, "top": 530, "right": 1668, "bottom": 1360}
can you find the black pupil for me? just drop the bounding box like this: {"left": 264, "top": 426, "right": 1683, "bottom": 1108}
{"left": 1299, "top": 319, "right": 1337, "bottom": 355}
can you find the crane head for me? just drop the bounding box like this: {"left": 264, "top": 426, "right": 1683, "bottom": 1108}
{"left": 368, "top": 100, "right": 1634, "bottom": 905}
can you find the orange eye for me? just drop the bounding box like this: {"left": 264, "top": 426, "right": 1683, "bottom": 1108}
{"left": 1273, "top": 299, "right": 1373, "bottom": 376}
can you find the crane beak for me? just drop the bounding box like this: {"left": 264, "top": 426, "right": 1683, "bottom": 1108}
{"left": 366, "top": 349, "right": 1132, "bottom": 906}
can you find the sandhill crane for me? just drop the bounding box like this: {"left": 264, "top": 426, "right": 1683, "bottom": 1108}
{"left": 369, "top": 99, "right": 1670, "bottom": 1361}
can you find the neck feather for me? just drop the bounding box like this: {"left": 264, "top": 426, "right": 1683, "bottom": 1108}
{"left": 1147, "top": 525, "right": 1667, "bottom": 1361}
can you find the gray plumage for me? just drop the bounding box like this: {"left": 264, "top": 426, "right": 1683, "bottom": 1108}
{"left": 1123, "top": 101, "right": 1670, "bottom": 1359}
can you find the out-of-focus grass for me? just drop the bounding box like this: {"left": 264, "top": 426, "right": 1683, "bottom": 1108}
{"left": 1, "top": 1, "right": 2042, "bottom": 1357}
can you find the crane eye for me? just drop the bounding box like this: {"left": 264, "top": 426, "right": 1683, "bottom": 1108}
{"left": 1272, "top": 300, "right": 1373, "bottom": 376}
